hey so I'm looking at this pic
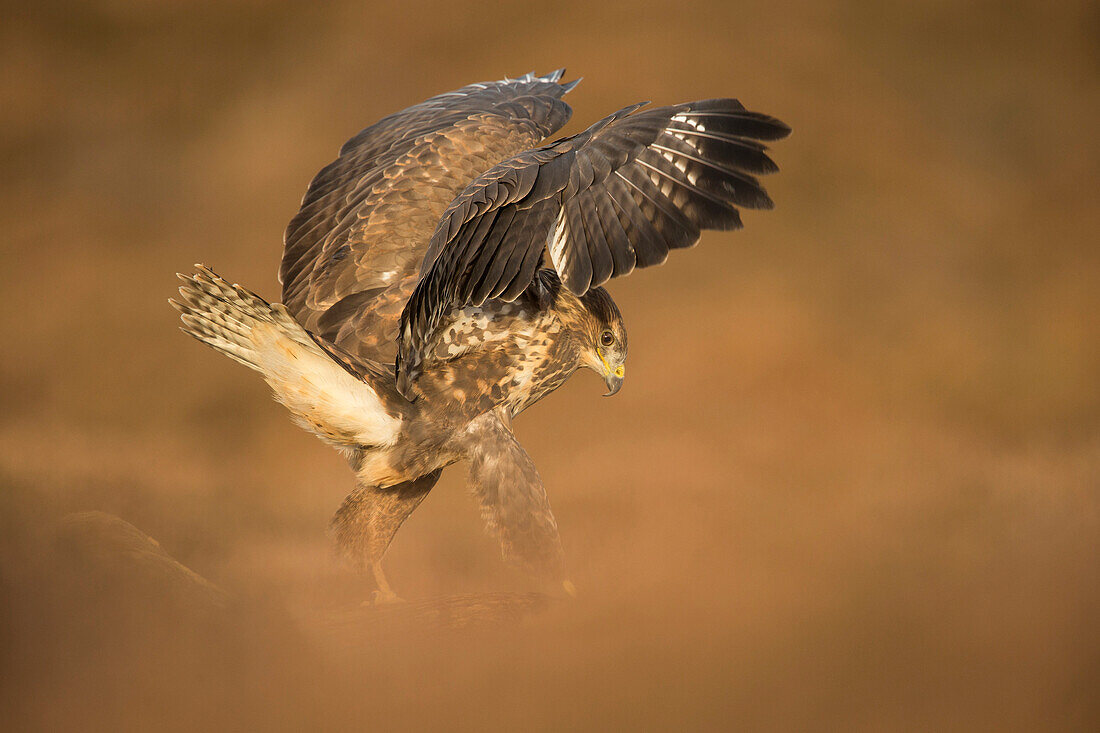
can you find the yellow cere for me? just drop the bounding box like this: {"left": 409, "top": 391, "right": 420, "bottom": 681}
{"left": 597, "top": 347, "right": 610, "bottom": 373}
{"left": 597, "top": 348, "right": 625, "bottom": 379}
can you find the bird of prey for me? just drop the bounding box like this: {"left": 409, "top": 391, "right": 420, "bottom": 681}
{"left": 172, "top": 70, "right": 789, "bottom": 602}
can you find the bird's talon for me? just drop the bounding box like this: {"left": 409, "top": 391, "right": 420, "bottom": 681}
{"left": 371, "top": 589, "right": 404, "bottom": 605}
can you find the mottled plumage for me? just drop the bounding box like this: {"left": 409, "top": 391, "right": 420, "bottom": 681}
{"left": 281, "top": 72, "right": 576, "bottom": 365}
{"left": 172, "top": 71, "right": 788, "bottom": 601}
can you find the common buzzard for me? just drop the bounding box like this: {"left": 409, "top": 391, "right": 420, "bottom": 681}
{"left": 172, "top": 70, "right": 789, "bottom": 602}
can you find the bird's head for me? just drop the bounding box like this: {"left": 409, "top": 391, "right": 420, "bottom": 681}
{"left": 576, "top": 286, "right": 627, "bottom": 396}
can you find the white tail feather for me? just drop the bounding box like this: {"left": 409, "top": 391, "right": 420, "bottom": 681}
{"left": 172, "top": 266, "right": 401, "bottom": 448}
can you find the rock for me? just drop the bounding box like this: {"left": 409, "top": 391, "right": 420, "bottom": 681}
{"left": 52, "top": 510, "right": 229, "bottom": 615}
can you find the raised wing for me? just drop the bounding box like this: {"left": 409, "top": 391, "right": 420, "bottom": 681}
{"left": 280, "top": 71, "right": 578, "bottom": 363}
{"left": 397, "top": 99, "right": 790, "bottom": 392}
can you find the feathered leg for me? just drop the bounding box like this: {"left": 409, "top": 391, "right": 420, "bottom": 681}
{"left": 460, "top": 411, "right": 568, "bottom": 587}
{"left": 331, "top": 469, "right": 442, "bottom": 604}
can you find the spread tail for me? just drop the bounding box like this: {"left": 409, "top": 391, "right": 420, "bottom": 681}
{"left": 171, "top": 266, "right": 401, "bottom": 448}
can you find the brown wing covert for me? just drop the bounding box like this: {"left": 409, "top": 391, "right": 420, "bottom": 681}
{"left": 280, "top": 71, "right": 578, "bottom": 363}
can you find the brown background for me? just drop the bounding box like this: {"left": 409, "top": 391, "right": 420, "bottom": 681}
{"left": 2, "top": 0, "right": 1098, "bottom": 730}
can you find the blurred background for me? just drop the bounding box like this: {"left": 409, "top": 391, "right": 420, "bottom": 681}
{"left": 2, "top": 0, "right": 1098, "bottom": 729}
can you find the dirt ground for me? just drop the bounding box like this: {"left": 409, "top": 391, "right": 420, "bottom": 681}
{"left": 2, "top": 1, "right": 1097, "bottom": 730}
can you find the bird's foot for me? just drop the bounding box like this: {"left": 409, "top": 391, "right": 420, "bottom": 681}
{"left": 369, "top": 589, "right": 404, "bottom": 606}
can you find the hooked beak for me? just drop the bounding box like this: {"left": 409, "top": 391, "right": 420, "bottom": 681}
{"left": 603, "top": 365, "right": 624, "bottom": 397}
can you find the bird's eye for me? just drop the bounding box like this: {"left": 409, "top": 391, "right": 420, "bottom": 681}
{"left": 600, "top": 330, "right": 615, "bottom": 347}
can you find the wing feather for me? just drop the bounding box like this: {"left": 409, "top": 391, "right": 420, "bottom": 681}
{"left": 279, "top": 71, "right": 577, "bottom": 363}
{"left": 395, "top": 99, "right": 789, "bottom": 395}
{"left": 593, "top": 191, "right": 635, "bottom": 277}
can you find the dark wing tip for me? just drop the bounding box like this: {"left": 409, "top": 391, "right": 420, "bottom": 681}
{"left": 757, "top": 114, "right": 792, "bottom": 140}
{"left": 740, "top": 112, "right": 791, "bottom": 141}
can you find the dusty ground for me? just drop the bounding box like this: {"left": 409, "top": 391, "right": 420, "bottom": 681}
{"left": 2, "top": 0, "right": 1098, "bottom": 730}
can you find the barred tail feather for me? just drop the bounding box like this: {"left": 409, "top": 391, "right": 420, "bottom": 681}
{"left": 172, "top": 266, "right": 294, "bottom": 370}
{"left": 171, "top": 266, "right": 401, "bottom": 448}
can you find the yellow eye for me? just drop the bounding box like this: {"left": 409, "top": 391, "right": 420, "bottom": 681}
{"left": 600, "top": 330, "right": 615, "bottom": 347}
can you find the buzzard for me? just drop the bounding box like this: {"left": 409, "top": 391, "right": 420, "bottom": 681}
{"left": 172, "top": 70, "right": 789, "bottom": 602}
